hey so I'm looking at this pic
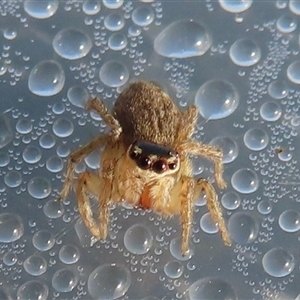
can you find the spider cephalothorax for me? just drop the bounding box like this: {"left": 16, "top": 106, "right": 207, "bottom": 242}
{"left": 60, "top": 80, "right": 231, "bottom": 255}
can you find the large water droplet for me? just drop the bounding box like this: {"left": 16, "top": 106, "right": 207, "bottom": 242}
{"left": 154, "top": 20, "right": 211, "bottom": 58}
{"left": 0, "top": 114, "right": 13, "bottom": 149}
{"left": 28, "top": 60, "right": 65, "bottom": 96}
{"left": 218, "top": 0, "right": 252, "bottom": 13}
{"left": 53, "top": 28, "right": 92, "bottom": 60}
{"left": 0, "top": 213, "right": 24, "bottom": 243}
{"left": 24, "top": 0, "right": 58, "bottom": 19}
{"left": 99, "top": 61, "right": 129, "bottom": 87}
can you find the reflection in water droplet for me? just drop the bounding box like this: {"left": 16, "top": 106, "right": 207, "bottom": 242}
{"left": 231, "top": 168, "right": 259, "bottom": 194}
{"left": 164, "top": 260, "right": 183, "bottom": 279}
{"left": 24, "top": 255, "right": 47, "bottom": 276}
{"left": 154, "top": 20, "right": 211, "bottom": 58}
{"left": 124, "top": 224, "right": 153, "bottom": 254}
{"left": 52, "top": 118, "right": 74, "bottom": 138}
{"left": 267, "top": 80, "right": 288, "bottom": 99}
{"left": 16, "top": 118, "right": 33, "bottom": 134}
{"left": 39, "top": 133, "right": 56, "bottom": 149}
{"left": 46, "top": 156, "right": 64, "bottom": 173}
{"left": 3, "top": 252, "right": 17, "bottom": 266}
{"left": 53, "top": 28, "right": 92, "bottom": 60}
{"left": 257, "top": 200, "right": 272, "bottom": 215}
{"left": 0, "top": 213, "right": 24, "bottom": 243}
{"left": 28, "top": 60, "right": 65, "bottom": 96}
{"left": 102, "top": 0, "right": 123, "bottom": 9}
{"left": 108, "top": 33, "right": 128, "bottom": 51}
{"left": 189, "top": 277, "right": 237, "bottom": 300}
{"left": 228, "top": 212, "right": 259, "bottom": 244}
{"left": 279, "top": 210, "right": 300, "bottom": 232}
{"left": 200, "top": 213, "right": 218, "bottom": 234}
{"left": 218, "top": 0, "right": 252, "bottom": 13}
{"left": 17, "top": 280, "right": 49, "bottom": 300}
{"left": 99, "top": 61, "right": 129, "bottom": 87}
{"left": 24, "top": 0, "right": 58, "bottom": 19}
{"left": 262, "top": 248, "right": 295, "bottom": 277}
{"left": 88, "top": 264, "right": 131, "bottom": 299}
{"left": 52, "top": 269, "right": 78, "bottom": 292}
{"left": 289, "top": 0, "right": 300, "bottom": 15}
{"left": 221, "top": 192, "right": 241, "bottom": 210}
{"left": 32, "top": 230, "right": 55, "bottom": 251}
{"left": 82, "top": 0, "right": 101, "bottom": 15}
{"left": 229, "top": 38, "right": 261, "bottom": 67}
{"left": 28, "top": 177, "right": 51, "bottom": 199}
{"left": 195, "top": 80, "right": 239, "bottom": 120}
{"left": 276, "top": 13, "right": 297, "bottom": 33}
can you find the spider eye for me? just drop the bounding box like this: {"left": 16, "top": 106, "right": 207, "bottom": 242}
{"left": 168, "top": 162, "right": 177, "bottom": 170}
{"left": 137, "top": 156, "right": 152, "bottom": 170}
{"left": 129, "top": 149, "right": 138, "bottom": 160}
{"left": 152, "top": 160, "right": 167, "bottom": 174}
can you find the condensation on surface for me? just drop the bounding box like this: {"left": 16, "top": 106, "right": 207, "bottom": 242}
{"left": 1, "top": 1, "right": 300, "bottom": 299}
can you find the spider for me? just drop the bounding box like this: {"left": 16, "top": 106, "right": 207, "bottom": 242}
{"left": 59, "top": 81, "right": 231, "bottom": 255}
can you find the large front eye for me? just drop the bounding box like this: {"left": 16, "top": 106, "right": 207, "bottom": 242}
{"left": 137, "top": 155, "right": 152, "bottom": 170}
{"left": 152, "top": 159, "right": 167, "bottom": 174}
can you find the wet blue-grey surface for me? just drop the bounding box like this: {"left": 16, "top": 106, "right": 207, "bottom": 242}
{"left": 1, "top": 1, "right": 300, "bottom": 299}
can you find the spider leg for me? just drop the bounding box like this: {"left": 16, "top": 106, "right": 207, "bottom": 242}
{"left": 196, "top": 178, "right": 231, "bottom": 247}
{"left": 179, "top": 142, "right": 226, "bottom": 189}
{"left": 86, "top": 97, "right": 122, "bottom": 137}
{"left": 60, "top": 134, "right": 111, "bottom": 200}
{"left": 180, "top": 176, "right": 195, "bottom": 256}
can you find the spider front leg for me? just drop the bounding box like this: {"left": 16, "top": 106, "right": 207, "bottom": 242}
{"left": 196, "top": 178, "right": 231, "bottom": 247}
{"left": 179, "top": 142, "right": 227, "bottom": 189}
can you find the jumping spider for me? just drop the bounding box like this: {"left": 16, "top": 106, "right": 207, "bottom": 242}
{"left": 60, "top": 81, "right": 231, "bottom": 255}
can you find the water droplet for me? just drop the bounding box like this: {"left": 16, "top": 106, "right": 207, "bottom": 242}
{"left": 0, "top": 114, "right": 13, "bottom": 149}
{"left": 218, "top": 0, "right": 252, "bottom": 13}
{"left": 102, "top": 0, "right": 123, "bottom": 9}
{"left": 267, "top": 80, "right": 288, "bottom": 99}
{"left": 244, "top": 128, "right": 269, "bottom": 151}
{"left": 28, "top": 60, "right": 65, "bottom": 96}
{"left": 164, "top": 260, "right": 183, "bottom": 279}
{"left": 132, "top": 6, "right": 154, "bottom": 26}
{"left": 67, "top": 86, "right": 89, "bottom": 108}
{"left": 46, "top": 156, "right": 64, "bottom": 173}
{"left": 28, "top": 177, "right": 52, "bottom": 199}
{"left": 228, "top": 212, "right": 259, "bottom": 244}
{"left": 104, "top": 12, "right": 125, "bottom": 31}
{"left": 24, "top": 254, "right": 47, "bottom": 276}
{"left": 0, "top": 151, "right": 10, "bottom": 167}
{"left": 43, "top": 199, "right": 64, "bottom": 219}
{"left": 260, "top": 101, "right": 282, "bottom": 121}
{"left": 189, "top": 277, "right": 237, "bottom": 299}
{"left": 289, "top": 0, "right": 300, "bottom": 15}
{"left": 53, "top": 28, "right": 92, "bottom": 60}
{"left": 16, "top": 118, "right": 33, "bottom": 134}
{"left": 3, "top": 252, "right": 17, "bottom": 266}
{"left": 231, "top": 168, "right": 259, "bottom": 194}
{"left": 0, "top": 213, "right": 24, "bottom": 242}
{"left": 124, "top": 223, "right": 153, "bottom": 254}
{"left": 210, "top": 136, "right": 239, "bottom": 163}
{"left": 276, "top": 13, "right": 297, "bottom": 33}
{"left": 24, "top": 0, "right": 58, "bottom": 19}
{"left": 200, "top": 213, "right": 219, "bottom": 234}
{"left": 17, "top": 281, "right": 49, "bottom": 300}
{"left": 32, "top": 230, "right": 55, "bottom": 251}
{"left": 195, "top": 79, "right": 239, "bottom": 120}
{"left": 154, "top": 20, "right": 211, "bottom": 58}
{"left": 287, "top": 60, "right": 300, "bottom": 84}
{"left": 279, "top": 210, "right": 300, "bottom": 232}
{"left": 59, "top": 245, "right": 80, "bottom": 264}
{"left": 39, "top": 133, "right": 56, "bottom": 149}
{"left": 262, "top": 247, "right": 295, "bottom": 277}
{"left": 23, "top": 145, "right": 42, "bottom": 164}
{"left": 52, "top": 269, "right": 78, "bottom": 292}
{"left": 99, "top": 61, "right": 129, "bottom": 87}
{"left": 229, "top": 38, "right": 261, "bottom": 67}
{"left": 82, "top": 0, "right": 101, "bottom": 15}
{"left": 108, "top": 33, "right": 128, "bottom": 51}
{"left": 88, "top": 263, "right": 131, "bottom": 299}
{"left": 221, "top": 192, "right": 241, "bottom": 210}
{"left": 170, "top": 237, "right": 194, "bottom": 261}
{"left": 257, "top": 200, "right": 272, "bottom": 215}
{"left": 4, "top": 170, "right": 22, "bottom": 188}
{"left": 52, "top": 118, "right": 74, "bottom": 138}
